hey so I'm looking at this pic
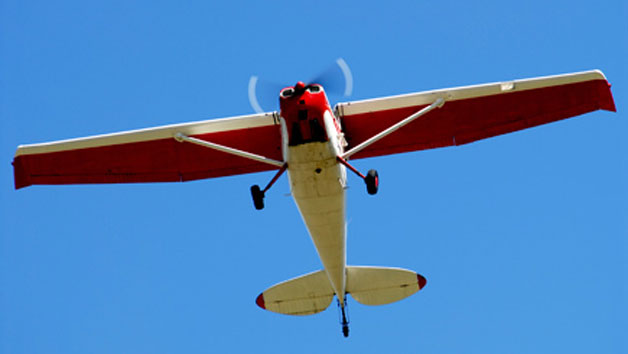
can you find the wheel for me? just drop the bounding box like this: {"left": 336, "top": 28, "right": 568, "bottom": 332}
{"left": 365, "top": 169, "right": 378, "bottom": 195}
{"left": 250, "top": 185, "right": 264, "bottom": 210}
{"left": 342, "top": 324, "right": 349, "bottom": 338}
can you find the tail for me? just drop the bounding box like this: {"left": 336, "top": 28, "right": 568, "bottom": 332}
{"left": 255, "top": 266, "right": 427, "bottom": 315}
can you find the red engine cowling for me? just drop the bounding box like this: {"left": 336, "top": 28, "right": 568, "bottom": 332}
{"left": 279, "top": 82, "right": 332, "bottom": 146}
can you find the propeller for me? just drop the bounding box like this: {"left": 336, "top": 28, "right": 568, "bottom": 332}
{"left": 310, "top": 58, "right": 353, "bottom": 97}
{"left": 247, "top": 76, "right": 284, "bottom": 114}
{"left": 248, "top": 58, "right": 353, "bottom": 113}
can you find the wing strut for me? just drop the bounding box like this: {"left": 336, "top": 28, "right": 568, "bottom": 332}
{"left": 174, "top": 132, "right": 284, "bottom": 167}
{"left": 341, "top": 98, "right": 445, "bottom": 159}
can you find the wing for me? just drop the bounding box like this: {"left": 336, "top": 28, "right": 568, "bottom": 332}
{"left": 336, "top": 70, "right": 616, "bottom": 159}
{"left": 13, "top": 112, "right": 282, "bottom": 189}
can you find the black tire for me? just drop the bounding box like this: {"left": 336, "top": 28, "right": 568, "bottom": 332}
{"left": 365, "top": 169, "right": 379, "bottom": 195}
{"left": 250, "top": 185, "right": 265, "bottom": 210}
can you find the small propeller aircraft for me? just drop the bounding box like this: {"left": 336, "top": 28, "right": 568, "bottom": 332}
{"left": 12, "top": 60, "right": 616, "bottom": 337}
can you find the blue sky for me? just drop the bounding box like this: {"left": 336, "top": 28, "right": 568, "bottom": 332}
{"left": 1, "top": 1, "right": 626, "bottom": 353}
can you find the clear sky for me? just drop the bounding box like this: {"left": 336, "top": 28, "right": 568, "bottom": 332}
{"left": 1, "top": 1, "right": 626, "bottom": 353}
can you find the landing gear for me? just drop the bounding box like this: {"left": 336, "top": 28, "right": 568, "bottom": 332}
{"left": 250, "top": 185, "right": 264, "bottom": 210}
{"left": 336, "top": 156, "right": 379, "bottom": 196}
{"left": 365, "top": 169, "right": 378, "bottom": 195}
{"left": 341, "top": 309, "right": 350, "bottom": 338}
{"left": 250, "top": 163, "right": 288, "bottom": 210}
{"left": 337, "top": 297, "right": 350, "bottom": 338}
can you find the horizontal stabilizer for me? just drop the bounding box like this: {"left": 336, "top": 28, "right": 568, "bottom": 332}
{"left": 346, "top": 266, "right": 426, "bottom": 306}
{"left": 256, "top": 270, "right": 334, "bottom": 316}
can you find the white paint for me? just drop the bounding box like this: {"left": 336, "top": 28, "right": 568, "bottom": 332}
{"left": 285, "top": 109, "right": 348, "bottom": 303}
{"left": 261, "top": 270, "right": 335, "bottom": 315}
{"left": 346, "top": 266, "right": 421, "bottom": 306}
{"left": 16, "top": 111, "right": 277, "bottom": 156}
{"left": 18, "top": 70, "right": 606, "bottom": 158}
{"left": 335, "top": 69, "right": 607, "bottom": 116}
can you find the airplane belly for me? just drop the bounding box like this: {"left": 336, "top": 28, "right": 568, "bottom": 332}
{"left": 287, "top": 141, "right": 347, "bottom": 298}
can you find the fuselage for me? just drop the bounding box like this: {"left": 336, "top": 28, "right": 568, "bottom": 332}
{"left": 278, "top": 82, "right": 348, "bottom": 301}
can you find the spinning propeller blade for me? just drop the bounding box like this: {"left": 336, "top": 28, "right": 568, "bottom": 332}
{"left": 247, "top": 76, "right": 284, "bottom": 114}
{"left": 309, "top": 58, "right": 353, "bottom": 97}
{"left": 247, "top": 58, "right": 353, "bottom": 113}
{"left": 247, "top": 76, "right": 264, "bottom": 114}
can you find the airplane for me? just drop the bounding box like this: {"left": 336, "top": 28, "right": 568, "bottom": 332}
{"left": 12, "top": 61, "right": 616, "bottom": 337}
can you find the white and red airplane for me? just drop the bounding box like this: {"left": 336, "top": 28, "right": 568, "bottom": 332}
{"left": 13, "top": 62, "right": 616, "bottom": 337}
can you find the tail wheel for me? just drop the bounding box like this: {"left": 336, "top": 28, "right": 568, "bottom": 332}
{"left": 250, "top": 185, "right": 265, "bottom": 210}
{"left": 342, "top": 324, "right": 349, "bottom": 337}
{"left": 365, "top": 169, "right": 379, "bottom": 195}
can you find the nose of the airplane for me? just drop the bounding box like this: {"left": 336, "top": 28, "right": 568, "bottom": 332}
{"left": 294, "top": 81, "right": 306, "bottom": 94}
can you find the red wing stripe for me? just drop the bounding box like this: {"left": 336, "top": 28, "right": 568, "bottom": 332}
{"left": 340, "top": 77, "right": 615, "bottom": 160}
{"left": 13, "top": 125, "right": 282, "bottom": 189}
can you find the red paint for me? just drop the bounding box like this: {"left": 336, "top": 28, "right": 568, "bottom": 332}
{"left": 14, "top": 79, "right": 615, "bottom": 190}
{"left": 279, "top": 83, "right": 332, "bottom": 145}
{"left": 417, "top": 274, "right": 427, "bottom": 289}
{"left": 255, "top": 293, "right": 265, "bottom": 309}
{"left": 341, "top": 79, "right": 616, "bottom": 160}
{"left": 13, "top": 124, "right": 282, "bottom": 189}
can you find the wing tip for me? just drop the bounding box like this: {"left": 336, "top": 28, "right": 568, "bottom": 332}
{"left": 586, "top": 69, "right": 616, "bottom": 112}
{"left": 417, "top": 274, "right": 427, "bottom": 290}
{"left": 598, "top": 78, "right": 617, "bottom": 113}
{"left": 255, "top": 293, "right": 265, "bottom": 309}
{"left": 12, "top": 156, "right": 31, "bottom": 190}
{"left": 590, "top": 69, "right": 608, "bottom": 82}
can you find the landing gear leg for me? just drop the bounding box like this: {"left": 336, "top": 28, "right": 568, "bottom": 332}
{"left": 337, "top": 297, "right": 350, "bottom": 338}
{"left": 336, "top": 156, "right": 378, "bottom": 195}
{"left": 250, "top": 163, "right": 288, "bottom": 210}
{"left": 341, "top": 307, "right": 350, "bottom": 338}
